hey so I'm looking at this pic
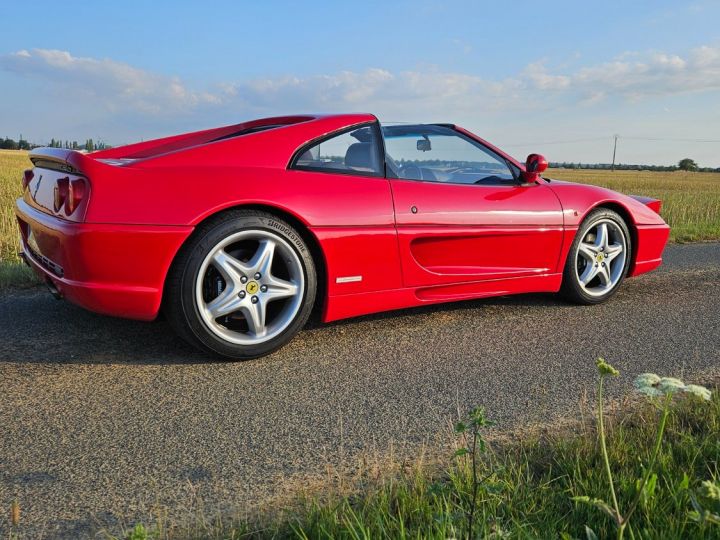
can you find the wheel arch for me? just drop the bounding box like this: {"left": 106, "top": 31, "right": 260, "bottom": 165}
{"left": 161, "top": 203, "right": 328, "bottom": 321}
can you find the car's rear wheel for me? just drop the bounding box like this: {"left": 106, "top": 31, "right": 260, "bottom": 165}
{"left": 560, "top": 208, "right": 632, "bottom": 305}
{"left": 165, "top": 210, "right": 316, "bottom": 359}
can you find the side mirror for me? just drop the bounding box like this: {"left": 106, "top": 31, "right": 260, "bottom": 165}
{"left": 524, "top": 154, "right": 548, "bottom": 183}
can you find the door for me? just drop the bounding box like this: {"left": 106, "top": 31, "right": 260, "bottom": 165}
{"left": 382, "top": 124, "right": 564, "bottom": 287}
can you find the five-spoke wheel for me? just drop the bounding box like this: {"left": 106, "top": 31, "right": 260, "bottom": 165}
{"left": 196, "top": 231, "right": 304, "bottom": 345}
{"left": 561, "top": 208, "right": 631, "bottom": 304}
{"left": 166, "top": 210, "right": 316, "bottom": 359}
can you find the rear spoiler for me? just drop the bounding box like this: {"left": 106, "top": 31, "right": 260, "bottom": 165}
{"left": 629, "top": 195, "right": 662, "bottom": 214}
{"left": 29, "top": 148, "right": 96, "bottom": 176}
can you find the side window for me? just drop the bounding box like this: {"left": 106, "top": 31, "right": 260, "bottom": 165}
{"left": 382, "top": 126, "right": 518, "bottom": 185}
{"left": 292, "top": 124, "right": 383, "bottom": 176}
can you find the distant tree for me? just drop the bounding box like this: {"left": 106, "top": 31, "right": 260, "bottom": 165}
{"left": 0, "top": 135, "right": 114, "bottom": 152}
{"left": 1, "top": 137, "right": 18, "bottom": 149}
{"left": 678, "top": 158, "right": 698, "bottom": 171}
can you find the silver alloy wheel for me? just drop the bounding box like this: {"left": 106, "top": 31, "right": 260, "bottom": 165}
{"left": 194, "top": 229, "right": 305, "bottom": 345}
{"left": 574, "top": 218, "right": 627, "bottom": 297}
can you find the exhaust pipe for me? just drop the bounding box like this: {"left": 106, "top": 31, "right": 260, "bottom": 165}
{"left": 45, "top": 278, "right": 63, "bottom": 300}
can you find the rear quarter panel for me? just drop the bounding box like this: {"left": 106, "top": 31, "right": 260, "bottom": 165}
{"left": 84, "top": 165, "right": 394, "bottom": 227}
{"left": 82, "top": 163, "right": 401, "bottom": 298}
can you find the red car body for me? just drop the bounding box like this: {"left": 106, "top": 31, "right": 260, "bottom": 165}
{"left": 15, "top": 113, "right": 669, "bottom": 324}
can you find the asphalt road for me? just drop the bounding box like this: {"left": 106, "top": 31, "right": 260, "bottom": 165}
{"left": 1, "top": 243, "right": 719, "bottom": 538}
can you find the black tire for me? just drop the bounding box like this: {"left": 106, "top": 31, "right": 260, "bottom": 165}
{"left": 559, "top": 208, "right": 632, "bottom": 305}
{"left": 164, "top": 210, "right": 317, "bottom": 360}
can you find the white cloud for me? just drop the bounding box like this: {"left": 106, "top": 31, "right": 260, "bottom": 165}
{"left": 0, "top": 49, "right": 220, "bottom": 114}
{"left": 568, "top": 48, "right": 720, "bottom": 99}
{"left": 522, "top": 62, "right": 571, "bottom": 90}
{"left": 226, "top": 45, "right": 719, "bottom": 112}
{"left": 3, "top": 46, "right": 720, "bottom": 120}
{"left": 217, "top": 45, "right": 720, "bottom": 119}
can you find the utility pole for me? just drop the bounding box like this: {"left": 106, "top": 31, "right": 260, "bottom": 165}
{"left": 611, "top": 134, "right": 619, "bottom": 172}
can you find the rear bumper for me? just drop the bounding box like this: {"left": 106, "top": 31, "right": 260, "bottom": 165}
{"left": 15, "top": 199, "right": 193, "bottom": 320}
{"left": 629, "top": 223, "right": 671, "bottom": 277}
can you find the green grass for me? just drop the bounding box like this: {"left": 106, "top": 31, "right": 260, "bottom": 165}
{"left": 0, "top": 261, "right": 39, "bottom": 288}
{"left": 106, "top": 380, "right": 720, "bottom": 539}
{"left": 1, "top": 151, "right": 719, "bottom": 287}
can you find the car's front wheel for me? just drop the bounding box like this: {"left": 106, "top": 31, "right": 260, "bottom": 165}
{"left": 165, "top": 210, "right": 316, "bottom": 359}
{"left": 560, "top": 208, "right": 632, "bottom": 304}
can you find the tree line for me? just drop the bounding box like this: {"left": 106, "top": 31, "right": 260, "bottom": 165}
{"left": 0, "top": 137, "right": 31, "bottom": 150}
{"left": 0, "top": 137, "right": 111, "bottom": 152}
{"left": 550, "top": 158, "right": 719, "bottom": 173}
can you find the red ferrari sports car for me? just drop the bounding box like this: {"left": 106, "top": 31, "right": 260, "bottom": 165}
{"left": 15, "top": 114, "right": 669, "bottom": 359}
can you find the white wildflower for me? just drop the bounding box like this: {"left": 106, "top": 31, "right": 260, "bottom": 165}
{"left": 636, "top": 385, "right": 663, "bottom": 397}
{"left": 634, "top": 373, "right": 662, "bottom": 396}
{"left": 634, "top": 373, "right": 661, "bottom": 388}
{"left": 658, "top": 377, "right": 686, "bottom": 394}
{"left": 633, "top": 373, "right": 713, "bottom": 400}
{"left": 683, "top": 384, "right": 712, "bottom": 401}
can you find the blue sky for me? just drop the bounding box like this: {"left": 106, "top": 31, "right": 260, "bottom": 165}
{"left": 2, "top": 0, "right": 720, "bottom": 166}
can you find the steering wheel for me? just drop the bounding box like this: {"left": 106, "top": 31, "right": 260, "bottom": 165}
{"left": 384, "top": 154, "right": 402, "bottom": 178}
{"left": 400, "top": 164, "right": 423, "bottom": 180}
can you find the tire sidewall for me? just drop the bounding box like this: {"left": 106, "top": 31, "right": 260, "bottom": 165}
{"left": 179, "top": 213, "right": 316, "bottom": 359}
{"left": 563, "top": 209, "right": 632, "bottom": 304}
